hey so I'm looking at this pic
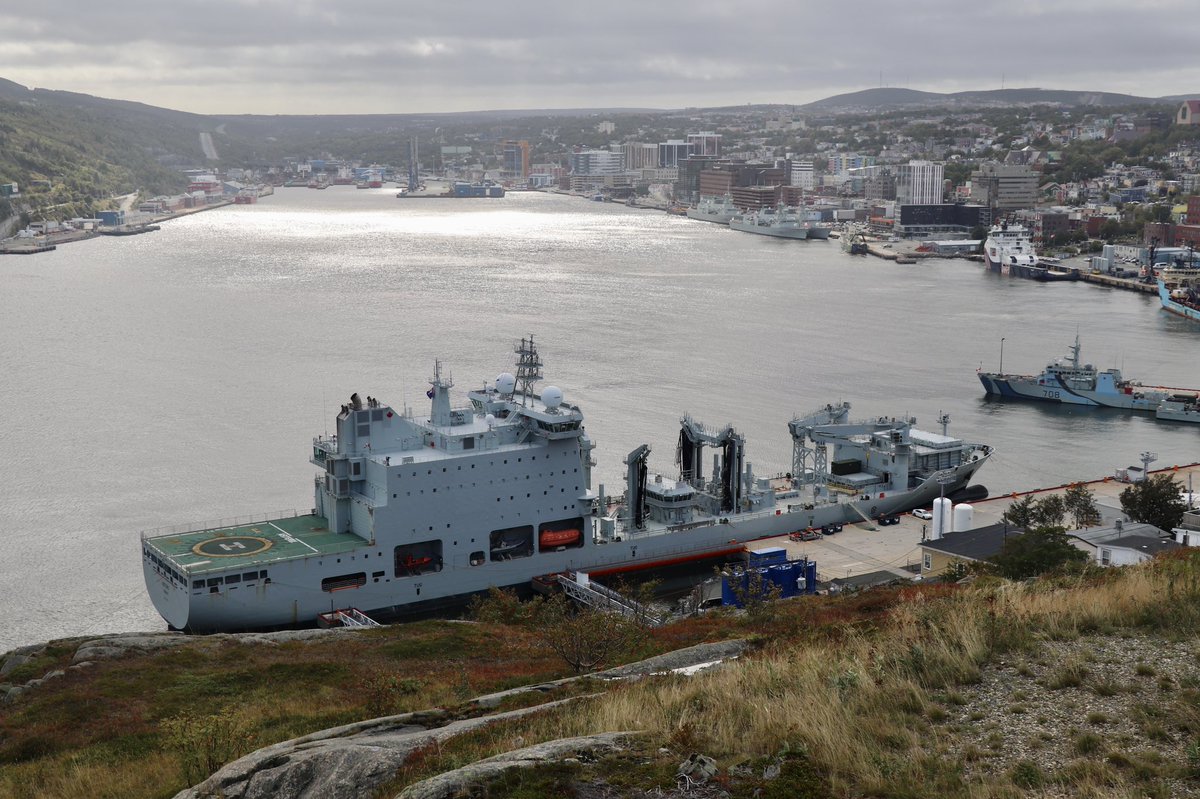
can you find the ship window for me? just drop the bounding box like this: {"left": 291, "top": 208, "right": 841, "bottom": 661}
{"left": 470, "top": 550, "right": 485, "bottom": 566}
{"left": 260, "top": 571, "right": 268, "bottom": 579}
{"left": 207, "top": 578, "right": 222, "bottom": 587}
{"left": 373, "top": 571, "right": 384, "bottom": 579}
{"left": 322, "top": 572, "right": 366, "bottom": 591}
{"left": 463, "top": 438, "right": 475, "bottom": 450}
{"left": 225, "top": 574, "right": 241, "bottom": 584}
{"left": 193, "top": 580, "right": 204, "bottom": 589}
{"left": 243, "top": 572, "right": 259, "bottom": 581}
{"left": 352, "top": 462, "right": 361, "bottom": 476}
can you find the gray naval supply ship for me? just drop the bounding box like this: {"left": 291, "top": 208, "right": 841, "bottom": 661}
{"left": 142, "top": 338, "right": 992, "bottom": 633}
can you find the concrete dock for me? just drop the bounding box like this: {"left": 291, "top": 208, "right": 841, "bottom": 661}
{"left": 757, "top": 462, "right": 1200, "bottom": 584}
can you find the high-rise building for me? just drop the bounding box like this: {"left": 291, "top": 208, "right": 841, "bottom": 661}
{"left": 969, "top": 162, "right": 1039, "bottom": 211}
{"left": 658, "top": 140, "right": 694, "bottom": 169}
{"left": 621, "top": 143, "right": 659, "bottom": 171}
{"left": 501, "top": 140, "right": 530, "bottom": 179}
{"left": 687, "top": 132, "right": 721, "bottom": 157}
{"left": 569, "top": 149, "right": 625, "bottom": 176}
{"left": 896, "top": 160, "right": 944, "bottom": 205}
{"left": 790, "top": 159, "right": 815, "bottom": 190}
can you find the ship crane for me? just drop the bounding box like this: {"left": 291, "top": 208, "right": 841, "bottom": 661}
{"left": 676, "top": 415, "right": 744, "bottom": 513}
{"left": 788, "top": 402, "right": 851, "bottom": 487}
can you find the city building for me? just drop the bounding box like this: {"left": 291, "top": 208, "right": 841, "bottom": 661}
{"left": 1177, "top": 100, "right": 1200, "bottom": 126}
{"left": 863, "top": 168, "right": 896, "bottom": 201}
{"left": 658, "top": 140, "right": 694, "bottom": 169}
{"left": 687, "top": 132, "right": 722, "bottom": 157}
{"left": 895, "top": 160, "right": 945, "bottom": 205}
{"left": 969, "top": 162, "right": 1039, "bottom": 211}
{"left": 569, "top": 149, "right": 624, "bottom": 176}
{"left": 621, "top": 143, "right": 659, "bottom": 171}
{"left": 501, "top": 140, "right": 530, "bottom": 179}
{"left": 790, "top": 159, "right": 815, "bottom": 191}
{"left": 894, "top": 204, "right": 987, "bottom": 238}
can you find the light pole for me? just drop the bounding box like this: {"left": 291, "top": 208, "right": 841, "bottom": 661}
{"left": 999, "top": 337, "right": 1006, "bottom": 376}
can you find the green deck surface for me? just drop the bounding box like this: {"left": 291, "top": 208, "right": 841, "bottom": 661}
{"left": 144, "top": 514, "right": 367, "bottom": 575}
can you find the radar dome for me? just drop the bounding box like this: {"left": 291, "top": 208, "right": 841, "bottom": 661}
{"left": 542, "top": 386, "right": 563, "bottom": 409}
{"left": 485, "top": 413, "right": 496, "bottom": 428}
{"left": 496, "top": 373, "right": 516, "bottom": 395}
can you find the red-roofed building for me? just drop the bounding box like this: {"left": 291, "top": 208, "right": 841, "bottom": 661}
{"left": 1178, "top": 100, "right": 1200, "bottom": 126}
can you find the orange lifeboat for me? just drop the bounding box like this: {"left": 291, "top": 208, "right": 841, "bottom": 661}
{"left": 539, "top": 528, "right": 581, "bottom": 549}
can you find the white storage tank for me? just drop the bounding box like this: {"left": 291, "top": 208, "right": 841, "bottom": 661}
{"left": 952, "top": 503, "right": 974, "bottom": 533}
{"left": 931, "top": 497, "right": 951, "bottom": 540}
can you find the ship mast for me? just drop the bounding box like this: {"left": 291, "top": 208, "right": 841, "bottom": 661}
{"left": 513, "top": 335, "right": 543, "bottom": 406}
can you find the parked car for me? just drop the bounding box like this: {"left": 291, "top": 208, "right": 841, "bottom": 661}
{"left": 912, "top": 508, "right": 933, "bottom": 520}
{"left": 877, "top": 515, "right": 901, "bottom": 526}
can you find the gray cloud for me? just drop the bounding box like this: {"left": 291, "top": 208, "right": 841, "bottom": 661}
{"left": 0, "top": 0, "right": 1197, "bottom": 113}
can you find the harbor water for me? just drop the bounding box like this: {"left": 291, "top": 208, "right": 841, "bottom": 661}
{"left": 1, "top": 188, "right": 1198, "bottom": 652}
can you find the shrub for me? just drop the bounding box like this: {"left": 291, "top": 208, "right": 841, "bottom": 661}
{"left": 160, "top": 708, "right": 257, "bottom": 786}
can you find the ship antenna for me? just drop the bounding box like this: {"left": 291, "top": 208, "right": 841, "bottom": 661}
{"left": 937, "top": 410, "right": 950, "bottom": 437}
{"left": 514, "top": 335, "right": 543, "bottom": 407}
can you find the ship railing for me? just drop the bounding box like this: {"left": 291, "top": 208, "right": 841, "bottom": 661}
{"left": 139, "top": 509, "right": 315, "bottom": 541}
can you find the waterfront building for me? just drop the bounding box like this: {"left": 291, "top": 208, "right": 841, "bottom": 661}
{"left": 501, "top": 140, "right": 530, "bottom": 179}
{"left": 569, "top": 149, "right": 624, "bottom": 176}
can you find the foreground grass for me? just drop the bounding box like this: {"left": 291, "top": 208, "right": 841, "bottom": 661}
{"left": 0, "top": 612, "right": 737, "bottom": 799}
{"left": 6, "top": 554, "right": 1200, "bottom": 798}
{"left": 377, "top": 554, "right": 1200, "bottom": 798}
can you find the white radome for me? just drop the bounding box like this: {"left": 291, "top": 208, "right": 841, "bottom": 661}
{"left": 541, "top": 385, "right": 563, "bottom": 409}
{"left": 496, "top": 372, "right": 516, "bottom": 395}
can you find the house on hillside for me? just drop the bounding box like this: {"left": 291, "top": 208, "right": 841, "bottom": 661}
{"left": 1069, "top": 520, "right": 1179, "bottom": 566}
{"left": 918, "top": 523, "right": 1024, "bottom": 578}
{"left": 1178, "top": 100, "right": 1200, "bottom": 126}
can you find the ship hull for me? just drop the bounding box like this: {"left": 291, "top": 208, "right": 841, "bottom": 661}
{"left": 685, "top": 209, "right": 734, "bottom": 224}
{"left": 978, "top": 372, "right": 1161, "bottom": 409}
{"left": 147, "top": 456, "right": 988, "bottom": 633}
{"left": 729, "top": 220, "right": 808, "bottom": 239}
{"left": 1160, "top": 280, "right": 1200, "bottom": 322}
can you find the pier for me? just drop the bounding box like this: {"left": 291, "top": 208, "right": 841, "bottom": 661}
{"left": 764, "top": 462, "right": 1200, "bottom": 584}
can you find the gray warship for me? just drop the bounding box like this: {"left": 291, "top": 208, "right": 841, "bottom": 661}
{"left": 142, "top": 338, "right": 992, "bottom": 632}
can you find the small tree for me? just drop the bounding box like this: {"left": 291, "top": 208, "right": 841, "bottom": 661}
{"left": 990, "top": 526, "right": 1087, "bottom": 580}
{"left": 532, "top": 594, "right": 641, "bottom": 674}
{"left": 1064, "top": 484, "right": 1103, "bottom": 529}
{"left": 1032, "top": 494, "right": 1067, "bottom": 528}
{"left": 1002, "top": 495, "right": 1038, "bottom": 529}
{"left": 1120, "top": 474, "right": 1187, "bottom": 532}
{"left": 726, "top": 567, "right": 784, "bottom": 629}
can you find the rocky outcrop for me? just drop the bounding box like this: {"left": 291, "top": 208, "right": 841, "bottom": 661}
{"left": 397, "top": 732, "right": 639, "bottom": 799}
{"left": 172, "top": 696, "right": 596, "bottom": 799}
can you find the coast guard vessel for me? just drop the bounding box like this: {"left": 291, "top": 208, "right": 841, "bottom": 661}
{"left": 983, "top": 222, "right": 1039, "bottom": 277}
{"left": 142, "top": 338, "right": 992, "bottom": 633}
{"left": 978, "top": 335, "right": 1198, "bottom": 410}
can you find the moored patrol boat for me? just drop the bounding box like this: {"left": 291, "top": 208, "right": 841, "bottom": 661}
{"left": 142, "top": 338, "right": 992, "bottom": 633}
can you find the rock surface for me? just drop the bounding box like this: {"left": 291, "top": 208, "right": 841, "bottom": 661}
{"left": 172, "top": 696, "right": 592, "bottom": 799}
{"left": 397, "top": 732, "right": 638, "bottom": 799}
{"left": 171, "top": 640, "right": 747, "bottom": 799}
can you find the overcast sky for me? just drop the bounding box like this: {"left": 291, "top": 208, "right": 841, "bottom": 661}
{"left": 1, "top": 0, "right": 1197, "bottom": 115}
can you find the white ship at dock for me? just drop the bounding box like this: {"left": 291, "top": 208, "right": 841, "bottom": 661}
{"left": 142, "top": 338, "right": 992, "bottom": 633}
